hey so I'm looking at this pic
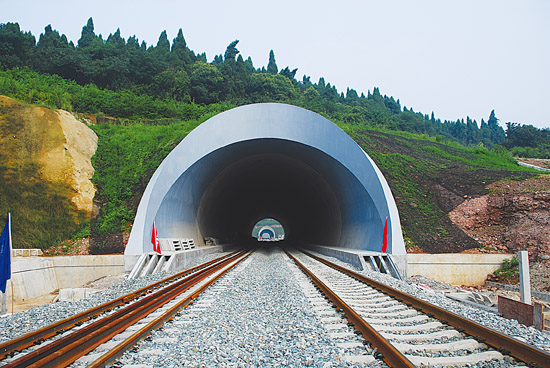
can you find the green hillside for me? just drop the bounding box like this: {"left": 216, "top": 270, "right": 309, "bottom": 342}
{"left": 87, "top": 113, "right": 535, "bottom": 254}
{"left": 0, "top": 89, "right": 537, "bottom": 253}
{"left": 0, "top": 19, "right": 544, "bottom": 253}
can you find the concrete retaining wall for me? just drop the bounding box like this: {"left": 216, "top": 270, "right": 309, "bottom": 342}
{"left": 407, "top": 253, "right": 513, "bottom": 285}
{"left": 307, "top": 246, "right": 512, "bottom": 286}
{"left": 6, "top": 255, "right": 124, "bottom": 302}
{"left": 165, "top": 246, "right": 223, "bottom": 273}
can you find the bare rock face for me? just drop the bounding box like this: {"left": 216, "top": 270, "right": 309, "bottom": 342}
{"left": 0, "top": 95, "right": 97, "bottom": 216}
{"left": 449, "top": 175, "right": 550, "bottom": 259}
{"left": 54, "top": 110, "right": 98, "bottom": 213}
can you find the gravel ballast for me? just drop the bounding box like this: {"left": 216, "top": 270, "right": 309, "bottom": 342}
{"left": 310, "top": 250, "right": 550, "bottom": 354}
{"left": 114, "top": 248, "right": 380, "bottom": 367}
{"left": 1, "top": 246, "right": 548, "bottom": 367}
{"left": 0, "top": 250, "right": 230, "bottom": 344}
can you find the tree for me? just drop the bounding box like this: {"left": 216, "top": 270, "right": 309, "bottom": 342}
{"left": 0, "top": 22, "right": 35, "bottom": 70}
{"left": 248, "top": 73, "right": 296, "bottom": 102}
{"left": 487, "top": 109, "right": 506, "bottom": 144}
{"left": 171, "top": 29, "right": 194, "bottom": 70}
{"left": 126, "top": 35, "right": 158, "bottom": 85}
{"left": 190, "top": 62, "right": 224, "bottom": 104}
{"left": 223, "top": 40, "right": 239, "bottom": 63}
{"left": 267, "top": 49, "right": 278, "bottom": 74}
{"left": 279, "top": 66, "right": 297, "bottom": 80}
{"left": 504, "top": 123, "right": 541, "bottom": 148}
{"left": 77, "top": 18, "right": 97, "bottom": 49}
{"left": 34, "top": 25, "right": 79, "bottom": 79}
{"left": 155, "top": 30, "right": 170, "bottom": 54}
{"left": 149, "top": 68, "right": 190, "bottom": 101}
{"left": 244, "top": 56, "right": 255, "bottom": 73}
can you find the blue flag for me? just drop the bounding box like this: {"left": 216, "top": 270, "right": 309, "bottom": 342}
{"left": 0, "top": 214, "right": 11, "bottom": 293}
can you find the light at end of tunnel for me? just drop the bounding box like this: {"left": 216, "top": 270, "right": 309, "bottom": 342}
{"left": 252, "top": 218, "right": 285, "bottom": 242}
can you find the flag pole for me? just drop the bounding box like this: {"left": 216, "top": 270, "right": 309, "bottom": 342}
{"left": 8, "top": 213, "right": 13, "bottom": 315}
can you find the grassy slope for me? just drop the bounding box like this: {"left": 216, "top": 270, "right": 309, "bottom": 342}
{"left": 89, "top": 117, "right": 536, "bottom": 254}
{"left": 346, "top": 127, "right": 535, "bottom": 252}
{"left": 0, "top": 93, "right": 537, "bottom": 252}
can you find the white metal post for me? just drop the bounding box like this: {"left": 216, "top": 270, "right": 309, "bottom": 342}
{"left": 518, "top": 251, "right": 532, "bottom": 305}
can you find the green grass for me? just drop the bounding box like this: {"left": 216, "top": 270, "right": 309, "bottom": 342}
{"left": 348, "top": 128, "right": 537, "bottom": 251}
{"left": 494, "top": 256, "right": 519, "bottom": 281}
{"left": 90, "top": 118, "right": 208, "bottom": 236}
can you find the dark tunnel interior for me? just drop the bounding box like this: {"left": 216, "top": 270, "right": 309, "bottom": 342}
{"left": 157, "top": 138, "right": 379, "bottom": 248}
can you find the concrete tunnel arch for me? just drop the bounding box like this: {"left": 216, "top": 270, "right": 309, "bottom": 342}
{"left": 258, "top": 226, "right": 276, "bottom": 240}
{"left": 125, "top": 103, "right": 405, "bottom": 255}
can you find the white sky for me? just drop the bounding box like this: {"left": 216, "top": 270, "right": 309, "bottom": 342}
{"left": 1, "top": 0, "right": 548, "bottom": 129}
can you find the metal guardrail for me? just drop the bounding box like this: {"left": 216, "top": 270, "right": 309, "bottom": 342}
{"left": 517, "top": 161, "right": 550, "bottom": 172}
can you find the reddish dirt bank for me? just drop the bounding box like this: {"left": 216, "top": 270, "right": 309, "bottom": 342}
{"left": 449, "top": 175, "right": 550, "bottom": 259}
{"left": 450, "top": 174, "right": 550, "bottom": 292}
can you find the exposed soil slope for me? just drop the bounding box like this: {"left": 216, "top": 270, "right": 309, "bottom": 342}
{"left": 450, "top": 175, "right": 550, "bottom": 259}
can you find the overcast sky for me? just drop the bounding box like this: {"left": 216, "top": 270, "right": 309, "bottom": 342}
{"left": 2, "top": 0, "right": 548, "bottom": 129}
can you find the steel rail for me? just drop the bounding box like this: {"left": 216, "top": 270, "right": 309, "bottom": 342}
{"left": 0, "top": 250, "right": 238, "bottom": 360}
{"left": 3, "top": 251, "right": 247, "bottom": 368}
{"left": 286, "top": 251, "right": 416, "bottom": 368}
{"left": 302, "top": 250, "right": 550, "bottom": 368}
{"left": 88, "top": 251, "right": 252, "bottom": 368}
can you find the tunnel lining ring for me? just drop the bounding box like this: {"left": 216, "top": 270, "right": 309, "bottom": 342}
{"left": 126, "top": 103, "right": 405, "bottom": 255}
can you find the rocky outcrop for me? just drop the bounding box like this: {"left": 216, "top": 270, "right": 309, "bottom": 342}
{"left": 0, "top": 95, "right": 97, "bottom": 216}
{"left": 53, "top": 110, "right": 97, "bottom": 213}
{"left": 449, "top": 175, "right": 550, "bottom": 260}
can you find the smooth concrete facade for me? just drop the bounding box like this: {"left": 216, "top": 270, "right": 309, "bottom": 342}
{"left": 307, "top": 246, "right": 512, "bottom": 286}
{"left": 126, "top": 103, "right": 405, "bottom": 255}
{"left": 407, "top": 253, "right": 514, "bottom": 285}
{"left": 5, "top": 255, "right": 123, "bottom": 302}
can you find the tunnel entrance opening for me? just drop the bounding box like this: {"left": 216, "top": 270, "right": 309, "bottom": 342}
{"left": 163, "top": 138, "right": 348, "bottom": 247}
{"left": 126, "top": 103, "right": 406, "bottom": 255}
{"left": 252, "top": 218, "right": 285, "bottom": 242}
{"left": 152, "top": 137, "right": 389, "bottom": 249}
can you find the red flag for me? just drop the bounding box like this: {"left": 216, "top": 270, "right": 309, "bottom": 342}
{"left": 382, "top": 217, "right": 388, "bottom": 253}
{"left": 151, "top": 221, "right": 161, "bottom": 254}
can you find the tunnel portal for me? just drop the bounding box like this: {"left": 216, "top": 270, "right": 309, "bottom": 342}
{"left": 258, "top": 226, "right": 276, "bottom": 240}
{"left": 125, "top": 103, "right": 405, "bottom": 255}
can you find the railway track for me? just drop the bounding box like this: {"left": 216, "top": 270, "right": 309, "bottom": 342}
{"left": 0, "top": 250, "right": 250, "bottom": 368}
{"left": 287, "top": 250, "right": 550, "bottom": 367}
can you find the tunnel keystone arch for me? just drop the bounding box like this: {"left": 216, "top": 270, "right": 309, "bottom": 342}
{"left": 126, "top": 103, "right": 405, "bottom": 255}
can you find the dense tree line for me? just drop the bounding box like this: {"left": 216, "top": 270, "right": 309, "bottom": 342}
{"left": 1, "top": 18, "right": 547, "bottom": 154}
{"left": 504, "top": 123, "right": 550, "bottom": 158}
